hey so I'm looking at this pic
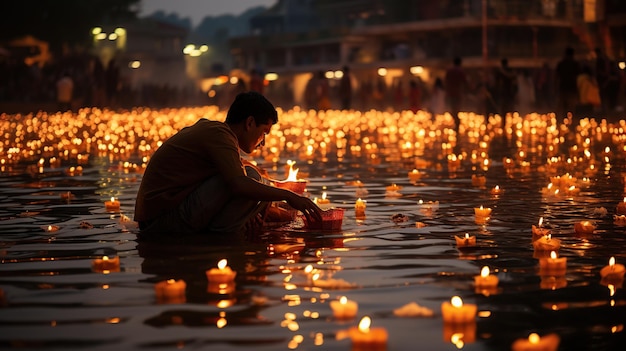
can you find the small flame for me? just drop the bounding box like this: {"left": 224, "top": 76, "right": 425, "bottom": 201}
{"left": 322, "top": 192, "right": 328, "bottom": 200}
{"left": 465, "top": 233, "right": 470, "bottom": 239}
{"left": 538, "top": 217, "right": 543, "bottom": 227}
{"left": 102, "top": 256, "right": 109, "bottom": 261}
{"left": 286, "top": 161, "right": 299, "bottom": 181}
{"left": 528, "top": 333, "right": 540, "bottom": 344}
{"left": 550, "top": 251, "right": 557, "bottom": 259}
{"left": 451, "top": 296, "right": 463, "bottom": 308}
{"left": 358, "top": 316, "right": 371, "bottom": 332}
{"left": 480, "top": 266, "right": 490, "bottom": 278}
{"left": 167, "top": 279, "right": 176, "bottom": 284}
{"left": 218, "top": 259, "right": 227, "bottom": 270}
{"left": 110, "top": 197, "right": 115, "bottom": 202}
{"left": 339, "top": 296, "right": 347, "bottom": 304}
{"left": 609, "top": 256, "right": 615, "bottom": 267}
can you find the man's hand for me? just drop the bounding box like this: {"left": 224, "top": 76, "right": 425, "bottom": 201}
{"left": 286, "top": 194, "right": 323, "bottom": 224}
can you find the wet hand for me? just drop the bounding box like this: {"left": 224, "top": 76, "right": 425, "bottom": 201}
{"left": 289, "top": 195, "right": 322, "bottom": 223}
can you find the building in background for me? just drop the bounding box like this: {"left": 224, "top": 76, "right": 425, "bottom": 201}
{"left": 230, "top": 0, "right": 626, "bottom": 111}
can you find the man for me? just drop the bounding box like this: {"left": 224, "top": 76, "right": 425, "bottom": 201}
{"left": 134, "top": 91, "right": 322, "bottom": 240}
{"left": 494, "top": 58, "right": 517, "bottom": 128}
{"left": 444, "top": 57, "right": 468, "bottom": 133}
{"left": 555, "top": 46, "right": 580, "bottom": 123}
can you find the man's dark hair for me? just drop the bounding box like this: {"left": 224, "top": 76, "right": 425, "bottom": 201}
{"left": 225, "top": 91, "right": 278, "bottom": 125}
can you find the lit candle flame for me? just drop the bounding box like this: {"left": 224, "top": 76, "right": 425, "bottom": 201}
{"left": 358, "top": 316, "right": 371, "bottom": 333}
{"left": 339, "top": 296, "right": 347, "bottom": 305}
{"left": 286, "top": 160, "right": 299, "bottom": 181}
{"left": 538, "top": 217, "right": 543, "bottom": 227}
{"left": 550, "top": 251, "right": 557, "bottom": 259}
{"left": 167, "top": 279, "right": 175, "bottom": 284}
{"left": 609, "top": 256, "right": 615, "bottom": 268}
{"left": 528, "top": 333, "right": 540, "bottom": 344}
{"left": 464, "top": 233, "right": 470, "bottom": 239}
{"left": 102, "top": 256, "right": 109, "bottom": 261}
{"left": 110, "top": 197, "right": 115, "bottom": 202}
{"left": 480, "top": 266, "right": 490, "bottom": 278}
{"left": 217, "top": 259, "right": 227, "bottom": 270}
{"left": 322, "top": 192, "right": 327, "bottom": 200}
{"left": 451, "top": 296, "right": 463, "bottom": 308}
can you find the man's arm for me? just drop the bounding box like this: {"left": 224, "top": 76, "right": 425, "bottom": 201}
{"left": 229, "top": 175, "right": 323, "bottom": 223}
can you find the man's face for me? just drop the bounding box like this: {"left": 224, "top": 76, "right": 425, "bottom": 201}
{"left": 242, "top": 117, "right": 272, "bottom": 154}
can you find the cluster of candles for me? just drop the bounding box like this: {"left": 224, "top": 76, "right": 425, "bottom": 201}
{"left": 4, "top": 105, "right": 626, "bottom": 349}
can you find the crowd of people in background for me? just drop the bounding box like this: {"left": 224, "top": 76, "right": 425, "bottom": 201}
{"left": 2, "top": 47, "right": 625, "bottom": 120}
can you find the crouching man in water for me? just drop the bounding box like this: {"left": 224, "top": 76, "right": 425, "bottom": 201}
{"left": 134, "top": 91, "right": 322, "bottom": 241}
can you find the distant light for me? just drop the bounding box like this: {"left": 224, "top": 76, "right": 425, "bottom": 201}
{"left": 334, "top": 70, "right": 344, "bottom": 79}
{"left": 265, "top": 73, "right": 279, "bottom": 81}
{"left": 324, "top": 71, "right": 334, "bottom": 79}
{"left": 189, "top": 50, "right": 202, "bottom": 57}
{"left": 129, "top": 61, "right": 141, "bottom": 69}
{"left": 108, "top": 33, "right": 118, "bottom": 41}
{"left": 199, "top": 45, "right": 209, "bottom": 52}
{"left": 95, "top": 33, "right": 107, "bottom": 40}
{"left": 410, "top": 66, "right": 424, "bottom": 75}
{"left": 215, "top": 76, "right": 229, "bottom": 85}
{"left": 183, "top": 44, "right": 195, "bottom": 55}
{"left": 208, "top": 89, "right": 216, "bottom": 98}
{"left": 377, "top": 68, "right": 387, "bottom": 76}
{"left": 91, "top": 27, "right": 102, "bottom": 35}
{"left": 230, "top": 76, "right": 239, "bottom": 84}
{"left": 619, "top": 61, "right": 626, "bottom": 70}
{"left": 114, "top": 28, "right": 126, "bottom": 36}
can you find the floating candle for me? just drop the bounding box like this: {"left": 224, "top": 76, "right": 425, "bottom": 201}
{"left": 355, "top": 198, "right": 366, "bottom": 217}
{"left": 314, "top": 192, "right": 332, "bottom": 210}
{"left": 91, "top": 255, "right": 120, "bottom": 273}
{"left": 385, "top": 183, "right": 402, "bottom": 192}
{"left": 532, "top": 234, "right": 561, "bottom": 251}
{"left": 474, "top": 205, "right": 491, "bottom": 218}
{"left": 104, "top": 197, "right": 120, "bottom": 211}
{"left": 616, "top": 197, "right": 626, "bottom": 215}
{"left": 347, "top": 316, "right": 388, "bottom": 349}
{"left": 531, "top": 217, "right": 551, "bottom": 240}
{"left": 154, "top": 279, "right": 186, "bottom": 304}
{"left": 408, "top": 169, "right": 421, "bottom": 182}
{"left": 441, "top": 296, "right": 477, "bottom": 324}
{"left": 490, "top": 185, "right": 503, "bottom": 195}
{"left": 600, "top": 257, "right": 625, "bottom": 282}
{"left": 455, "top": 233, "right": 476, "bottom": 247}
{"left": 474, "top": 266, "right": 499, "bottom": 289}
{"left": 205, "top": 259, "right": 237, "bottom": 283}
{"left": 539, "top": 251, "right": 567, "bottom": 276}
{"left": 41, "top": 225, "right": 60, "bottom": 232}
{"left": 511, "top": 332, "right": 560, "bottom": 351}
{"left": 574, "top": 220, "right": 595, "bottom": 235}
{"left": 330, "top": 296, "right": 358, "bottom": 320}
{"left": 392, "top": 302, "right": 434, "bottom": 318}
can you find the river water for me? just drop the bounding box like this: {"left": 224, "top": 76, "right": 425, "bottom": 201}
{"left": 0, "top": 108, "right": 625, "bottom": 350}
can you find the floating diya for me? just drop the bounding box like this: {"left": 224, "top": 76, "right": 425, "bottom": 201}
{"left": 474, "top": 205, "right": 491, "bottom": 218}
{"left": 616, "top": 197, "right": 626, "bottom": 215}
{"left": 490, "top": 185, "right": 503, "bottom": 195}
{"left": 347, "top": 316, "right": 388, "bottom": 349}
{"left": 474, "top": 266, "right": 499, "bottom": 290}
{"left": 392, "top": 302, "right": 434, "bottom": 318}
{"left": 314, "top": 192, "right": 332, "bottom": 210}
{"left": 531, "top": 217, "right": 551, "bottom": 240}
{"left": 455, "top": 233, "right": 476, "bottom": 247}
{"left": 91, "top": 255, "right": 121, "bottom": 273}
{"left": 329, "top": 296, "right": 358, "bottom": 319}
{"left": 154, "top": 279, "right": 187, "bottom": 304}
{"left": 303, "top": 207, "right": 345, "bottom": 231}
{"left": 600, "top": 257, "right": 625, "bottom": 282}
{"left": 41, "top": 225, "right": 60, "bottom": 232}
{"left": 205, "top": 259, "right": 237, "bottom": 283}
{"left": 441, "top": 296, "right": 477, "bottom": 324}
{"left": 408, "top": 169, "right": 421, "bottom": 182}
{"left": 532, "top": 234, "right": 561, "bottom": 251}
{"left": 275, "top": 161, "right": 307, "bottom": 194}
{"left": 539, "top": 251, "right": 567, "bottom": 277}
{"left": 511, "top": 332, "right": 560, "bottom": 351}
{"left": 574, "top": 220, "right": 596, "bottom": 235}
{"left": 104, "top": 197, "right": 120, "bottom": 211}
{"left": 354, "top": 198, "right": 366, "bottom": 217}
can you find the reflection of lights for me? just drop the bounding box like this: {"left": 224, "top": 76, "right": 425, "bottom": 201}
{"left": 377, "top": 68, "right": 387, "bottom": 76}
{"left": 477, "top": 310, "right": 491, "bottom": 318}
{"left": 265, "top": 73, "right": 278, "bottom": 81}
{"left": 451, "top": 332, "right": 464, "bottom": 349}
{"left": 91, "top": 27, "right": 102, "bottom": 35}
{"left": 216, "top": 317, "right": 227, "bottom": 328}
{"left": 217, "top": 299, "right": 232, "bottom": 308}
{"left": 129, "top": 61, "right": 141, "bottom": 69}
{"left": 106, "top": 317, "right": 121, "bottom": 324}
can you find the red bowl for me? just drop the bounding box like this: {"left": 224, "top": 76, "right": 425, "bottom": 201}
{"left": 303, "top": 208, "right": 345, "bottom": 231}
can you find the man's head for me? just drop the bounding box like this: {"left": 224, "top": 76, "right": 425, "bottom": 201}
{"left": 226, "top": 91, "right": 278, "bottom": 153}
